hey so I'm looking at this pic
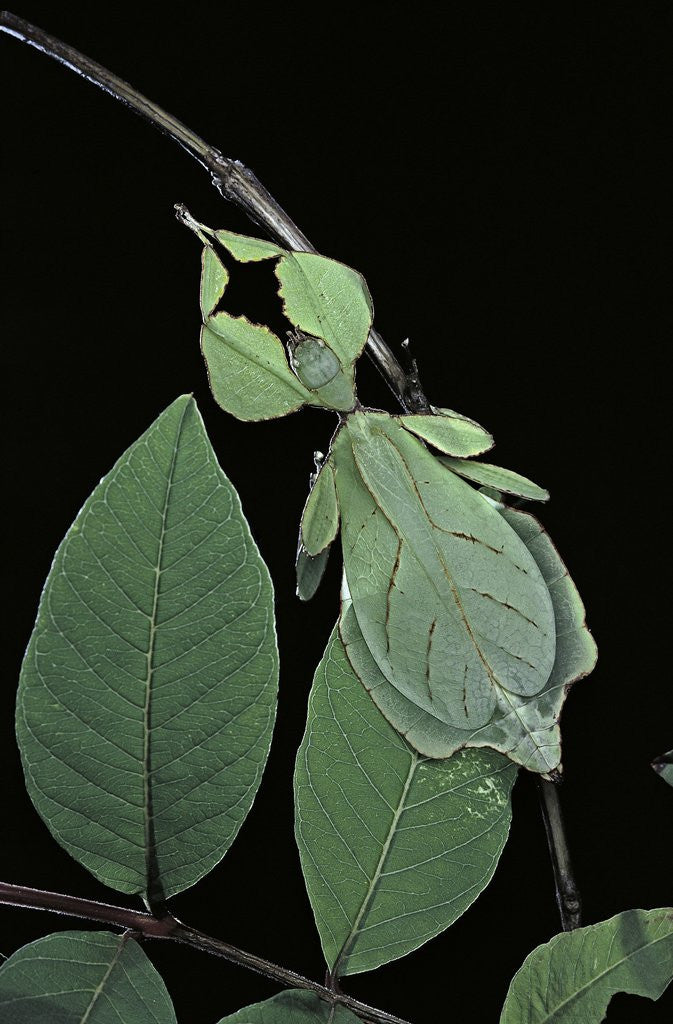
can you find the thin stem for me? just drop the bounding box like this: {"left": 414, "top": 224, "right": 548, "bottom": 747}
{"left": 1, "top": 7, "right": 579, "bottom": 941}
{"left": 0, "top": 882, "right": 410, "bottom": 1024}
{"left": 536, "top": 779, "right": 582, "bottom": 930}
{"left": 0, "top": 11, "right": 416, "bottom": 410}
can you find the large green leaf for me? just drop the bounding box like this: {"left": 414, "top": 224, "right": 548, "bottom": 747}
{"left": 500, "top": 908, "right": 673, "bottom": 1023}
{"left": 652, "top": 750, "right": 673, "bottom": 787}
{"left": 16, "top": 396, "right": 278, "bottom": 900}
{"left": 295, "top": 628, "right": 516, "bottom": 976}
{"left": 339, "top": 498, "right": 596, "bottom": 774}
{"left": 202, "top": 313, "right": 312, "bottom": 421}
{"left": 0, "top": 930, "right": 176, "bottom": 1023}
{"left": 333, "top": 411, "right": 566, "bottom": 771}
{"left": 217, "top": 990, "right": 360, "bottom": 1023}
{"left": 439, "top": 456, "right": 549, "bottom": 502}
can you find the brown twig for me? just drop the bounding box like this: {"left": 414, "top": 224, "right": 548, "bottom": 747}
{"left": 0, "top": 882, "right": 410, "bottom": 1024}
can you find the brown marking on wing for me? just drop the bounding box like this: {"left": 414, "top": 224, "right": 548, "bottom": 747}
{"left": 425, "top": 617, "right": 437, "bottom": 700}
{"left": 468, "top": 588, "right": 540, "bottom": 629}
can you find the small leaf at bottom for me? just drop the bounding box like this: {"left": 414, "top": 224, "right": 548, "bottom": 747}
{"left": 0, "top": 930, "right": 176, "bottom": 1024}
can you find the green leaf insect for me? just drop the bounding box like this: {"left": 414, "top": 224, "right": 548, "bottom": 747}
{"left": 329, "top": 410, "right": 594, "bottom": 775}
{"left": 216, "top": 990, "right": 360, "bottom": 1023}
{"left": 182, "top": 218, "right": 595, "bottom": 772}
{"left": 178, "top": 206, "right": 373, "bottom": 420}
{"left": 16, "top": 396, "right": 279, "bottom": 901}
{"left": 337, "top": 479, "right": 596, "bottom": 774}
{"left": 500, "top": 908, "right": 673, "bottom": 1023}
{"left": 294, "top": 627, "right": 516, "bottom": 976}
{"left": 0, "top": 930, "right": 177, "bottom": 1024}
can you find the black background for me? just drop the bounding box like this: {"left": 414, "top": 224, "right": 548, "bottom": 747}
{"left": 1, "top": 5, "right": 672, "bottom": 1022}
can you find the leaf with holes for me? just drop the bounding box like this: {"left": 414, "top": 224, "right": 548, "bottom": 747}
{"left": 332, "top": 411, "right": 573, "bottom": 773}
{"left": 500, "top": 908, "right": 673, "bottom": 1023}
{"left": 0, "top": 930, "right": 176, "bottom": 1024}
{"left": 217, "top": 990, "right": 361, "bottom": 1023}
{"left": 16, "top": 395, "right": 278, "bottom": 901}
{"left": 295, "top": 627, "right": 516, "bottom": 975}
{"left": 181, "top": 210, "right": 372, "bottom": 417}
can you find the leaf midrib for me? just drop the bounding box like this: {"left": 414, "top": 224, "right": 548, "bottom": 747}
{"left": 333, "top": 750, "right": 418, "bottom": 976}
{"left": 143, "top": 402, "right": 189, "bottom": 899}
{"left": 79, "top": 933, "right": 128, "bottom": 1024}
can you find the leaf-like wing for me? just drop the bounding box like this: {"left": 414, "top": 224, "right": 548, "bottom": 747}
{"left": 300, "top": 460, "right": 339, "bottom": 556}
{"left": 16, "top": 396, "right": 279, "bottom": 900}
{"left": 295, "top": 627, "right": 516, "bottom": 976}
{"left": 652, "top": 750, "right": 673, "bottom": 787}
{"left": 440, "top": 456, "right": 549, "bottom": 502}
{"left": 276, "top": 252, "right": 373, "bottom": 373}
{"left": 335, "top": 412, "right": 556, "bottom": 741}
{"left": 201, "top": 245, "right": 229, "bottom": 317}
{"left": 399, "top": 409, "right": 494, "bottom": 456}
{"left": 340, "top": 498, "right": 596, "bottom": 774}
{"left": 296, "top": 544, "right": 330, "bottom": 602}
{"left": 500, "top": 908, "right": 673, "bottom": 1023}
{"left": 216, "top": 990, "right": 360, "bottom": 1023}
{"left": 202, "top": 313, "right": 312, "bottom": 421}
{"left": 0, "top": 931, "right": 176, "bottom": 1024}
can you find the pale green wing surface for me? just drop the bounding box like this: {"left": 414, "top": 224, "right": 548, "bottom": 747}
{"left": 215, "top": 229, "right": 284, "bottom": 262}
{"left": 16, "top": 396, "right": 279, "bottom": 899}
{"left": 652, "top": 750, "right": 673, "bottom": 786}
{"left": 500, "top": 908, "right": 673, "bottom": 1023}
{"left": 0, "top": 931, "right": 176, "bottom": 1024}
{"left": 440, "top": 456, "right": 549, "bottom": 502}
{"left": 399, "top": 409, "right": 494, "bottom": 456}
{"left": 295, "top": 628, "right": 516, "bottom": 976}
{"left": 202, "top": 313, "right": 312, "bottom": 421}
{"left": 217, "top": 990, "right": 360, "bottom": 1023}
{"left": 276, "top": 251, "right": 373, "bottom": 372}
{"left": 300, "top": 461, "right": 339, "bottom": 556}
{"left": 340, "top": 501, "right": 595, "bottom": 774}
{"left": 201, "top": 245, "right": 229, "bottom": 317}
{"left": 296, "top": 545, "right": 330, "bottom": 602}
{"left": 335, "top": 412, "right": 555, "bottom": 737}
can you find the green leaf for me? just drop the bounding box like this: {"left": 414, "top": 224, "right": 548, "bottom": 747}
{"left": 339, "top": 493, "right": 596, "bottom": 774}
{"left": 0, "top": 930, "right": 176, "bottom": 1024}
{"left": 295, "top": 628, "right": 516, "bottom": 976}
{"left": 652, "top": 750, "right": 673, "bottom": 786}
{"left": 300, "top": 460, "right": 339, "bottom": 556}
{"left": 295, "top": 544, "right": 330, "bottom": 602}
{"left": 215, "top": 228, "right": 285, "bottom": 262}
{"left": 216, "top": 990, "right": 360, "bottom": 1023}
{"left": 275, "top": 251, "right": 373, "bottom": 373}
{"left": 201, "top": 245, "right": 229, "bottom": 317}
{"left": 500, "top": 908, "right": 673, "bottom": 1023}
{"left": 399, "top": 408, "right": 494, "bottom": 456}
{"left": 333, "top": 411, "right": 564, "bottom": 772}
{"left": 440, "top": 456, "right": 550, "bottom": 502}
{"left": 16, "top": 396, "right": 279, "bottom": 900}
{"left": 202, "top": 313, "right": 312, "bottom": 421}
